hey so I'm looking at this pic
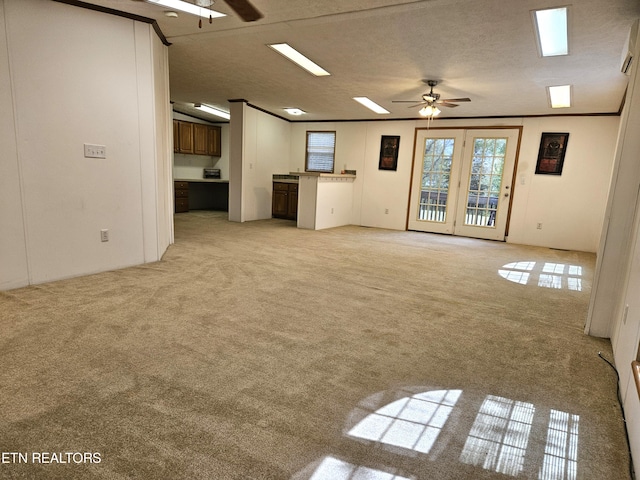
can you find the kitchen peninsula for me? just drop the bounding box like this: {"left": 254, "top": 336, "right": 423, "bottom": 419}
{"left": 292, "top": 172, "right": 356, "bottom": 230}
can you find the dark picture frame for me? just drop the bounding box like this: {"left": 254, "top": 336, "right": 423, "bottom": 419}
{"left": 378, "top": 135, "right": 400, "bottom": 171}
{"left": 535, "top": 132, "right": 569, "bottom": 175}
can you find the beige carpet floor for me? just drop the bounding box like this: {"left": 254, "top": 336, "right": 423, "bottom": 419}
{"left": 0, "top": 211, "right": 629, "bottom": 479}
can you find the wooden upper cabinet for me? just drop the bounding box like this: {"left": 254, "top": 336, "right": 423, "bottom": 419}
{"left": 207, "top": 126, "right": 221, "bottom": 156}
{"left": 173, "top": 120, "right": 179, "bottom": 153}
{"left": 177, "top": 121, "right": 194, "bottom": 154}
{"left": 173, "top": 120, "right": 221, "bottom": 156}
{"left": 193, "top": 123, "right": 209, "bottom": 155}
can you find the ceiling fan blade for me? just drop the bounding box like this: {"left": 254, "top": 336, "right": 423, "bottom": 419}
{"left": 223, "top": 0, "right": 263, "bottom": 21}
{"left": 439, "top": 98, "right": 471, "bottom": 102}
{"left": 406, "top": 102, "right": 427, "bottom": 108}
{"left": 392, "top": 100, "right": 422, "bottom": 103}
{"left": 437, "top": 102, "right": 459, "bottom": 108}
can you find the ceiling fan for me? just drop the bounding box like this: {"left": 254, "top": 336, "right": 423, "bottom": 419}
{"left": 221, "top": 0, "right": 262, "bottom": 22}
{"left": 393, "top": 80, "right": 470, "bottom": 116}
{"left": 133, "top": 0, "right": 263, "bottom": 23}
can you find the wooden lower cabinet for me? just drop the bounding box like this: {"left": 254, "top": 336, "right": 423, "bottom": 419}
{"left": 174, "top": 181, "right": 189, "bottom": 213}
{"left": 272, "top": 182, "right": 298, "bottom": 220}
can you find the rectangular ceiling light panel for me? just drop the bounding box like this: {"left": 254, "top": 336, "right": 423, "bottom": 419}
{"left": 268, "top": 43, "right": 331, "bottom": 76}
{"left": 195, "top": 104, "right": 231, "bottom": 119}
{"left": 548, "top": 85, "right": 572, "bottom": 108}
{"left": 533, "top": 7, "right": 569, "bottom": 57}
{"left": 146, "top": 0, "right": 226, "bottom": 18}
{"left": 353, "top": 97, "right": 390, "bottom": 114}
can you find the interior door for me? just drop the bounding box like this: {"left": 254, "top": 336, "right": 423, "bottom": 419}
{"left": 407, "top": 129, "right": 465, "bottom": 234}
{"left": 408, "top": 128, "right": 520, "bottom": 241}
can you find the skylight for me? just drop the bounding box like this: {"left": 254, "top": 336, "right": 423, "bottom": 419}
{"left": 353, "top": 97, "right": 390, "bottom": 114}
{"left": 146, "top": 0, "right": 225, "bottom": 19}
{"left": 267, "top": 43, "right": 331, "bottom": 77}
{"left": 548, "top": 85, "right": 572, "bottom": 108}
{"left": 533, "top": 7, "right": 569, "bottom": 57}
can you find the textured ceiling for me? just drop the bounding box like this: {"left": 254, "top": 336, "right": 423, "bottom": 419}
{"left": 74, "top": 0, "right": 640, "bottom": 121}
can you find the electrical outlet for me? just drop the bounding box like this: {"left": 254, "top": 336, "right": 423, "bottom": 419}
{"left": 331, "top": 208, "right": 334, "bottom": 214}
{"left": 536, "top": 223, "right": 542, "bottom": 230}
{"left": 100, "top": 229, "right": 109, "bottom": 242}
{"left": 84, "top": 143, "right": 106, "bottom": 159}
{"left": 385, "top": 208, "right": 389, "bottom": 214}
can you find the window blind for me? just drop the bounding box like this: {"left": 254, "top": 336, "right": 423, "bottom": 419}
{"left": 306, "top": 131, "right": 336, "bottom": 173}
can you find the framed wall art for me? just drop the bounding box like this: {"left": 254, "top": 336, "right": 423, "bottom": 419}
{"left": 379, "top": 135, "right": 400, "bottom": 171}
{"left": 535, "top": 132, "right": 569, "bottom": 175}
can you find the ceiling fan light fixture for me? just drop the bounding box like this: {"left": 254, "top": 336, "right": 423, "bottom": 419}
{"left": 419, "top": 105, "right": 441, "bottom": 117}
{"left": 194, "top": 103, "right": 230, "bottom": 119}
{"left": 533, "top": 7, "right": 569, "bottom": 57}
{"left": 284, "top": 108, "right": 306, "bottom": 116}
{"left": 145, "top": 0, "right": 225, "bottom": 19}
{"left": 268, "top": 43, "right": 331, "bottom": 77}
{"left": 353, "top": 97, "right": 390, "bottom": 114}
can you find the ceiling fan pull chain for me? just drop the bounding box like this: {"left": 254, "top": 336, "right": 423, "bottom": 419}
{"left": 209, "top": 14, "right": 213, "bottom": 24}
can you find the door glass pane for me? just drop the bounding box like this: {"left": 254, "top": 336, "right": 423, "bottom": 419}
{"left": 465, "top": 138, "right": 507, "bottom": 227}
{"left": 418, "top": 138, "right": 454, "bottom": 223}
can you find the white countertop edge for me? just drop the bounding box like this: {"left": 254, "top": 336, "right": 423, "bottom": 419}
{"left": 174, "top": 178, "right": 229, "bottom": 183}
{"left": 290, "top": 172, "right": 356, "bottom": 178}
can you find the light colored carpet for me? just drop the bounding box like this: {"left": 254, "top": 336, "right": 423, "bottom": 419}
{"left": 0, "top": 211, "right": 629, "bottom": 479}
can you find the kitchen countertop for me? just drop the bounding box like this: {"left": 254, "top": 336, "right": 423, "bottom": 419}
{"left": 174, "top": 178, "right": 229, "bottom": 183}
{"left": 292, "top": 172, "right": 356, "bottom": 178}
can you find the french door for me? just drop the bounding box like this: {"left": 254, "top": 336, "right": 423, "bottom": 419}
{"left": 408, "top": 128, "right": 520, "bottom": 241}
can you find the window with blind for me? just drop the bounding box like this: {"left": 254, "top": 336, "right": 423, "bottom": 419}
{"left": 306, "top": 131, "right": 336, "bottom": 173}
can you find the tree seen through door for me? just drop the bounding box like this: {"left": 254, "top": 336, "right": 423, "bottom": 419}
{"left": 466, "top": 138, "right": 506, "bottom": 227}
{"left": 418, "top": 138, "right": 454, "bottom": 222}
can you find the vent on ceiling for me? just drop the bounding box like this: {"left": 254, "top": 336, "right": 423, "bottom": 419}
{"left": 621, "top": 19, "right": 639, "bottom": 75}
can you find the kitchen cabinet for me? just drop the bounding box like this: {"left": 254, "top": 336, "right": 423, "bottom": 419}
{"left": 193, "top": 123, "right": 209, "bottom": 155}
{"left": 272, "top": 182, "right": 298, "bottom": 220}
{"left": 207, "top": 126, "right": 221, "bottom": 156}
{"left": 174, "top": 120, "right": 221, "bottom": 156}
{"left": 176, "top": 121, "right": 194, "bottom": 154}
{"left": 174, "top": 181, "right": 189, "bottom": 213}
{"left": 173, "top": 120, "right": 179, "bottom": 153}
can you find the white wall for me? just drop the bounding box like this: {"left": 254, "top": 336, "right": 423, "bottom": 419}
{"left": 595, "top": 21, "right": 640, "bottom": 472}
{"left": 153, "top": 28, "right": 174, "bottom": 253}
{"left": 172, "top": 111, "right": 229, "bottom": 180}
{"left": 229, "top": 103, "right": 291, "bottom": 222}
{"left": 315, "top": 178, "right": 355, "bottom": 230}
{"left": 508, "top": 117, "right": 618, "bottom": 252}
{"left": 615, "top": 64, "right": 640, "bottom": 479}
{"left": 0, "top": 0, "right": 28, "bottom": 290}
{"left": 289, "top": 116, "right": 617, "bottom": 252}
{"left": 0, "top": 0, "right": 172, "bottom": 289}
